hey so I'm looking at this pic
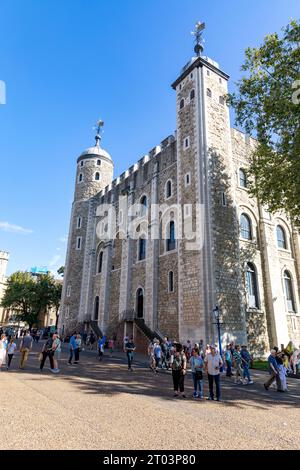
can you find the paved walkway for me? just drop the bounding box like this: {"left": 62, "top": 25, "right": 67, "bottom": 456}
{"left": 1, "top": 342, "right": 300, "bottom": 450}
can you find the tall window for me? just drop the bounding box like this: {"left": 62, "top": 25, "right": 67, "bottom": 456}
{"left": 168, "top": 271, "right": 174, "bottom": 292}
{"left": 207, "top": 88, "right": 212, "bottom": 98}
{"left": 246, "top": 263, "right": 259, "bottom": 308}
{"left": 277, "top": 225, "right": 287, "bottom": 249}
{"left": 78, "top": 173, "right": 83, "bottom": 183}
{"left": 166, "top": 180, "right": 172, "bottom": 199}
{"left": 97, "top": 251, "right": 103, "bottom": 273}
{"left": 284, "top": 271, "right": 296, "bottom": 312}
{"left": 95, "top": 172, "right": 100, "bottom": 181}
{"left": 239, "top": 169, "right": 247, "bottom": 188}
{"left": 76, "top": 237, "right": 82, "bottom": 250}
{"left": 190, "top": 89, "right": 195, "bottom": 100}
{"left": 138, "top": 237, "right": 146, "bottom": 261}
{"left": 77, "top": 217, "right": 82, "bottom": 229}
{"left": 180, "top": 98, "right": 184, "bottom": 109}
{"left": 140, "top": 195, "right": 147, "bottom": 217}
{"left": 167, "top": 221, "right": 176, "bottom": 251}
{"left": 240, "top": 214, "right": 252, "bottom": 240}
{"left": 96, "top": 159, "right": 101, "bottom": 166}
{"left": 94, "top": 296, "right": 99, "bottom": 320}
{"left": 136, "top": 288, "right": 144, "bottom": 318}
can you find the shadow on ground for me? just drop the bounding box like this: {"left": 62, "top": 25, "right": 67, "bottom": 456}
{"left": 9, "top": 343, "right": 300, "bottom": 412}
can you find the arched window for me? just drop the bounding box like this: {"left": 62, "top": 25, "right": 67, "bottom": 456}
{"left": 95, "top": 172, "right": 100, "bottom": 181}
{"left": 136, "top": 288, "right": 144, "bottom": 318}
{"left": 94, "top": 296, "right": 99, "bottom": 320}
{"left": 165, "top": 180, "right": 172, "bottom": 199}
{"left": 180, "top": 98, "right": 184, "bottom": 109}
{"left": 240, "top": 214, "right": 252, "bottom": 240}
{"left": 140, "top": 195, "right": 147, "bottom": 217}
{"left": 284, "top": 271, "right": 296, "bottom": 312}
{"left": 97, "top": 251, "right": 103, "bottom": 274}
{"left": 168, "top": 271, "right": 174, "bottom": 292}
{"left": 96, "top": 159, "right": 101, "bottom": 166}
{"left": 78, "top": 173, "right": 83, "bottom": 183}
{"left": 190, "top": 89, "right": 195, "bottom": 100}
{"left": 138, "top": 237, "right": 146, "bottom": 261}
{"left": 219, "top": 96, "right": 225, "bottom": 105}
{"left": 206, "top": 88, "right": 212, "bottom": 98}
{"left": 246, "top": 263, "right": 259, "bottom": 308}
{"left": 277, "top": 225, "right": 287, "bottom": 249}
{"left": 239, "top": 169, "right": 247, "bottom": 188}
{"left": 167, "top": 221, "right": 176, "bottom": 251}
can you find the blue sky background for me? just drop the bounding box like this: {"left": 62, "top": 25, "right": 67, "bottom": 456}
{"left": 0, "top": 0, "right": 299, "bottom": 276}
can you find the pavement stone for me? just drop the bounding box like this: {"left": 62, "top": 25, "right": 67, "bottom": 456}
{"left": 0, "top": 341, "right": 300, "bottom": 450}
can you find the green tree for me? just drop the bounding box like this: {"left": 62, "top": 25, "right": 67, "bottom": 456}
{"left": 1, "top": 271, "right": 62, "bottom": 329}
{"left": 228, "top": 20, "right": 300, "bottom": 225}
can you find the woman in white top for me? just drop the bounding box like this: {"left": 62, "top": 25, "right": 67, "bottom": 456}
{"left": 7, "top": 337, "right": 17, "bottom": 369}
{"left": 0, "top": 334, "right": 8, "bottom": 369}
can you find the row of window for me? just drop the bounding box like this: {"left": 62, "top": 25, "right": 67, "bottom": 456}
{"left": 240, "top": 213, "right": 289, "bottom": 250}
{"left": 80, "top": 159, "right": 101, "bottom": 168}
{"left": 95, "top": 221, "right": 176, "bottom": 272}
{"left": 93, "top": 277, "right": 175, "bottom": 321}
{"left": 179, "top": 88, "right": 225, "bottom": 109}
{"left": 246, "top": 263, "right": 297, "bottom": 312}
{"left": 78, "top": 172, "right": 101, "bottom": 183}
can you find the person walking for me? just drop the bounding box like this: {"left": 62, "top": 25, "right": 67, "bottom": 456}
{"left": 88, "top": 332, "right": 95, "bottom": 350}
{"left": 233, "top": 345, "right": 244, "bottom": 384}
{"left": 125, "top": 336, "right": 136, "bottom": 371}
{"left": 6, "top": 337, "right": 17, "bottom": 370}
{"left": 190, "top": 347, "right": 204, "bottom": 398}
{"left": 264, "top": 349, "right": 283, "bottom": 392}
{"left": 68, "top": 333, "right": 78, "bottom": 365}
{"left": 170, "top": 344, "right": 187, "bottom": 398}
{"left": 108, "top": 338, "right": 114, "bottom": 357}
{"left": 204, "top": 344, "right": 223, "bottom": 401}
{"left": 241, "top": 345, "right": 253, "bottom": 384}
{"left": 75, "top": 334, "right": 82, "bottom": 363}
{"left": 19, "top": 331, "right": 33, "bottom": 370}
{"left": 0, "top": 334, "right": 8, "bottom": 370}
{"left": 51, "top": 333, "right": 61, "bottom": 373}
{"left": 148, "top": 340, "right": 155, "bottom": 371}
{"left": 98, "top": 336, "right": 105, "bottom": 361}
{"left": 153, "top": 339, "right": 162, "bottom": 372}
{"left": 225, "top": 344, "right": 233, "bottom": 377}
{"left": 39, "top": 334, "right": 55, "bottom": 372}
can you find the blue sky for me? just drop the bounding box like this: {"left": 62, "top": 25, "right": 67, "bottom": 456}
{"left": 0, "top": 0, "right": 299, "bottom": 276}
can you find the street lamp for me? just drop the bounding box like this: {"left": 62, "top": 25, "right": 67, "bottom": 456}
{"left": 213, "top": 306, "right": 223, "bottom": 367}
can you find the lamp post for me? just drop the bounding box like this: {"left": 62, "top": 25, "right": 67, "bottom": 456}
{"left": 213, "top": 306, "right": 223, "bottom": 370}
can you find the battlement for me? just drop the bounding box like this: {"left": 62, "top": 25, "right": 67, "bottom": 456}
{"left": 97, "top": 135, "right": 176, "bottom": 199}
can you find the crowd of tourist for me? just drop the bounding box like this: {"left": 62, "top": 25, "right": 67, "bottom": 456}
{"left": 0, "top": 328, "right": 299, "bottom": 401}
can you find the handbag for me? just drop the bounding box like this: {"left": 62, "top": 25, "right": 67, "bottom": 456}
{"left": 195, "top": 370, "right": 203, "bottom": 380}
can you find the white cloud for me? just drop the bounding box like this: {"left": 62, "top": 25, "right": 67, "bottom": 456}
{"left": 0, "top": 221, "right": 33, "bottom": 234}
{"left": 49, "top": 254, "right": 61, "bottom": 267}
{"left": 59, "top": 236, "right": 67, "bottom": 243}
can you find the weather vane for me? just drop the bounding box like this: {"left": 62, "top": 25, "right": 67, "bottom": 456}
{"left": 93, "top": 119, "right": 104, "bottom": 146}
{"left": 191, "top": 21, "right": 205, "bottom": 56}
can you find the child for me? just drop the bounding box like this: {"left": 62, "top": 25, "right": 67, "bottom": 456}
{"left": 7, "top": 337, "right": 17, "bottom": 369}
{"left": 108, "top": 338, "right": 114, "bottom": 357}
{"left": 190, "top": 348, "right": 204, "bottom": 398}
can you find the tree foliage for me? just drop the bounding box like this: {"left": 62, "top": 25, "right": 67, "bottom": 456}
{"left": 228, "top": 20, "right": 300, "bottom": 225}
{"left": 1, "top": 271, "right": 62, "bottom": 328}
